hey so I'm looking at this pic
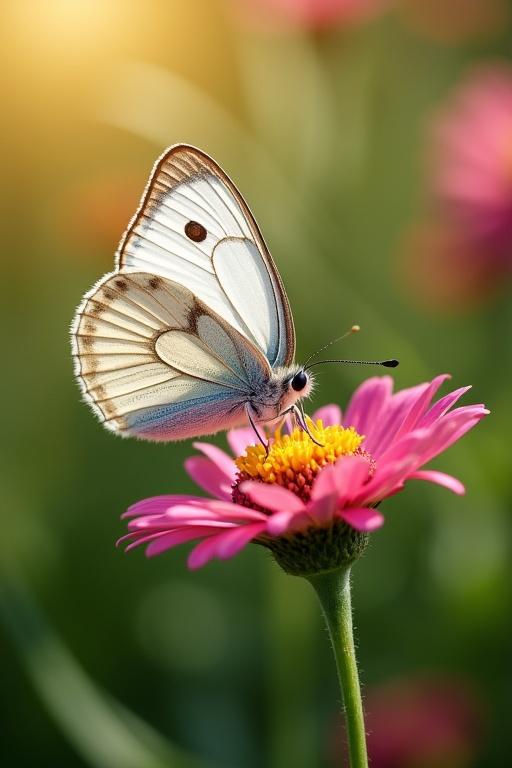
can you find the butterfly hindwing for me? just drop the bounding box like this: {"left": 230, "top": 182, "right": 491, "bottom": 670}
{"left": 117, "top": 144, "right": 295, "bottom": 368}
{"left": 72, "top": 271, "right": 270, "bottom": 440}
{"left": 120, "top": 389, "right": 248, "bottom": 442}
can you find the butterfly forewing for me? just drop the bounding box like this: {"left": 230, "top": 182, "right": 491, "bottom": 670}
{"left": 117, "top": 145, "right": 295, "bottom": 367}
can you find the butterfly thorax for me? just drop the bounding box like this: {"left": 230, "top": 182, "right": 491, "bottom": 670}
{"left": 248, "top": 366, "right": 314, "bottom": 424}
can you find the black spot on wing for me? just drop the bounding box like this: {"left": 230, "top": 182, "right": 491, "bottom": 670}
{"left": 184, "top": 220, "right": 207, "bottom": 242}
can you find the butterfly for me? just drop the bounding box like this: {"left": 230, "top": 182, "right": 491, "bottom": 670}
{"left": 71, "top": 145, "right": 397, "bottom": 444}
{"left": 71, "top": 144, "right": 316, "bottom": 444}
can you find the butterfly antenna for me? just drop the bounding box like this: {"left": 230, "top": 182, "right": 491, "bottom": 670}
{"left": 302, "top": 325, "right": 361, "bottom": 368}
{"left": 305, "top": 358, "right": 399, "bottom": 371}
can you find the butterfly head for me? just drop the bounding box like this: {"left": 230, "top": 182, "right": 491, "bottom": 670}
{"left": 279, "top": 365, "right": 315, "bottom": 410}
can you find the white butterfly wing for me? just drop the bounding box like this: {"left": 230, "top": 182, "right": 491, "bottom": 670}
{"left": 72, "top": 272, "right": 271, "bottom": 441}
{"left": 116, "top": 144, "right": 295, "bottom": 368}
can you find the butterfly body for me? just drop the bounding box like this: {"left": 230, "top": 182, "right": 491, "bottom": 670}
{"left": 72, "top": 144, "right": 314, "bottom": 443}
{"left": 121, "top": 362, "right": 312, "bottom": 443}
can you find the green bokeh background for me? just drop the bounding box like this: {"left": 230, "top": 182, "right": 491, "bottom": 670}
{"left": 1, "top": 2, "right": 511, "bottom": 766}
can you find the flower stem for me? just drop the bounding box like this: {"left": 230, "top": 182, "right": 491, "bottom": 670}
{"left": 308, "top": 568, "right": 368, "bottom": 768}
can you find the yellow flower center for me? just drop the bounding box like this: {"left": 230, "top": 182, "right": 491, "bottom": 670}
{"left": 234, "top": 420, "right": 364, "bottom": 502}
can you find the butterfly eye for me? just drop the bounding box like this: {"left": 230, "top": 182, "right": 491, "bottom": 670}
{"left": 291, "top": 370, "right": 308, "bottom": 392}
{"left": 185, "top": 220, "right": 207, "bottom": 242}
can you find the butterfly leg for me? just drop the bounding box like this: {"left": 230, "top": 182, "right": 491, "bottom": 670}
{"left": 245, "top": 403, "right": 270, "bottom": 454}
{"left": 275, "top": 405, "right": 303, "bottom": 433}
{"left": 274, "top": 406, "right": 296, "bottom": 434}
{"left": 293, "top": 404, "right": 324, "bottom": 447}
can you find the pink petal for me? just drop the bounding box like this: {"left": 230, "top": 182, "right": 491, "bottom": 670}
{"left": 127, "top": 498, "right": 250, "bottom": 527}
{"left": 310, "top": 463, "right": 338, "bottom": 501}
{"left": 416, "top": 410, "right": 488, "bottom": 466}
{"left": 286, "top": 511, "right": 315, "bottom": 534}
{"left": 357, "top": 432, "right": 429, "bottom": 504}
{"left": 162, "top": 508, "right": 222, "bottom": 522}
{"left": 166, "top": 502, "right": 267, "bottom": 523}
{"left": 187, "top": 536, "right": 225, "bottom": 570}
{"left": 364, "top": 383, "right": 429, "bottom": 456}
{"left": 307, "top": 494, "right": 337, "bottom": 525}
{"left": 309, "top": 456, "right": 370, "bottom": 516}
{"left": 310, "top": 455, "right": 372, "bottom": 510}
{"left": 358, "top": 405, "right": 488, "bottom": 505}
{"left": 343, "top": 376, "right": 393, "bottom": 435}
{"left": 267, "top": 509, "right": 313, "bottom": 536}
{"left": 356, "top": 462, "right": 411, "bottom": 506}
{"left": 116, "top": 531, "right": 147, "bottom": 547}
{"left": 377, "top": 428, "right": 431, "bottom": 467}
{"left": 332, "top": 455, "right": 372, "bottom": 506}
{"left": 312, "top": 404, "right": 342, "bottom": 427}
{"left": 127, "top": 514, "right": 175, "bottom": 530}
{"left": 215, "top": 522, "right": 267, "bottom": 559}
{"left": 187, "top": 522, "right": 265, "bottom": 569}
{"left": 146, "top": 526, "right": 220, "bottom": 558}
{"left": 418, "top": 386, "right": 472, "bottom": 428}
{"left": 184, "top": 456, "right": 233, "bottom": 501}
{"left": 343, "top": 376, "right": 393, "bottom": 439}
{"left": 129, "top": 518, "right": 235, "bottom": 534}
{"left": 121, "top": 525, "right": 221, "bottom": 555}
{"left": 123, "top": 495, "right": 200, "bottom": 518}
{"left": 227, "top": 426, "right": 257, "bottom": 456}
{"left": 125, "top": 531, "right": 179, "bottom": 552}
{"left": 442, "top": 404, "right": 489, "bottom": 420}
{"left": 411, "top": 470, "right": 465, "bottom": 495}
{"left": 340, "top": 508, "right": 385, "bottom": 532}
{"left": 392, "top": 374, "right": 451, "bottom": 442}
{"left": 192, "top": 442, "right": 236, "bottom": 481}
{"left": 408, "top": 409, "right": 486, "bottom": 469}
{"left": 266, "top": 509, "right": 301, "bottom": 535}
{"left": 239, "top": 481, "right": 306, "bottom": 514}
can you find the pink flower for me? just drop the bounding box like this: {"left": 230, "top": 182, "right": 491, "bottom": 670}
{"left": 432, "top": 64, "right": 512, "bottom": 261}
{"left": 236, "top": 0, "right": 391, "bottom": 30}
{"left": 120, "top": 374, "right": 488, "bottom": 571}
{"left": 332, "top": 674, "right": 484, "bottom": 767}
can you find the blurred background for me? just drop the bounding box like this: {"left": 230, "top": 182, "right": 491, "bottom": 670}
{"left": 1, "top": 1, "right": 511, "bottom": 766}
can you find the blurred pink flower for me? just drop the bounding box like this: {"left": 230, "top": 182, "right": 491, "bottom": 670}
{"left": 432, "top": 64, "right": 512, "bottom": 260}
{"left": 399, "top": 220, "right": 503, "bottom": 312}
{"left": 363, "top": 675, "right": 483, "bottom": 767}
{"left": 403, "top": 64, "right": 512, "bottom": 312}
{"left": 120, "top": 375, "right": 488, "bottom": 570}
{"left": 236, "top": 0, "right": 391, "bottom": 30}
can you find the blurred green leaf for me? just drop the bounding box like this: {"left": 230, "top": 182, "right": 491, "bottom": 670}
{"left": 0, "top": 575, "right": 217, "bottom": 768}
